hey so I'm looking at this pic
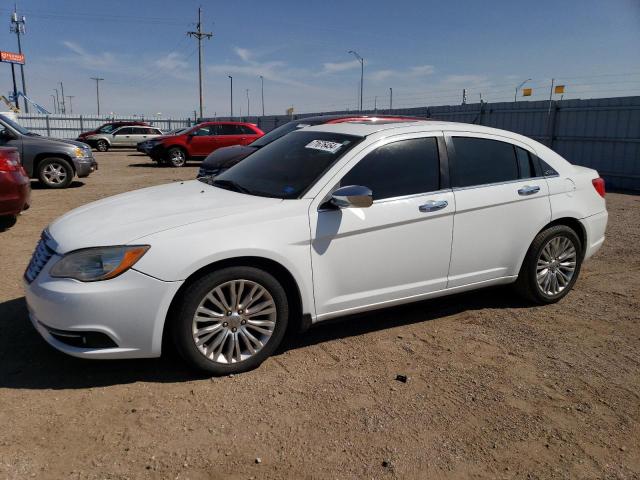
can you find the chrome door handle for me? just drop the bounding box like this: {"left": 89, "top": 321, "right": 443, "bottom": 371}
{"left": 518, "top": 185, "right": 540, "bottom": 196}
{"left": 419, "top": 200, "right": 448, "bottom": 212}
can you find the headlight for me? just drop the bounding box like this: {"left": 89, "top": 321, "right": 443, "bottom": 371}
{"left": 73, "top": 147, "right": 85, "bottom": 158}
{"left": 50, "top": 245, "right": 150, "bottom": 282}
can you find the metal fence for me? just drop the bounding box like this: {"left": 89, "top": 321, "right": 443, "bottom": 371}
{"left": 15, "top": 114, "right": 195, "bottom": 140}
{"left": 213, "top": 96, "right": 640, "bottom": 191}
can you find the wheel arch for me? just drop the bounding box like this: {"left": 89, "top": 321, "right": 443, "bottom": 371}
{"left": 164, "top": 144, "right": 189, "bottom": 158}
{"left": 162, "top": 255, "right": 305, "bottom": 354}
{"left": 543, "top": 217, "right": 587, "bottom": 253}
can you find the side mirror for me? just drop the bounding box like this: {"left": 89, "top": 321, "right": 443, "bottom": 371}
{"left": 331, "top": 185, "right": 373, "bottom": 209}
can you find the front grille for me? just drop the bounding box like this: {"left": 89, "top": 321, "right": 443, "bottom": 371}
{"left": 25, "top": 232, "right": 55, "bottom": 283}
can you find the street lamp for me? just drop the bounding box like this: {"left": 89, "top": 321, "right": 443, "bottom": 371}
{"left": 228, "top": 75, "right": 233, "bottom": 117}
{"left": 515, "top": 78, "right": 532, "bottom": 102}
{"left": 348, "top": 50, "right": 364, "bottom": 111}
{"left": 260, "top": 75, "right": 265, "bottom": 116}
{"left": 246, "top": 88, "right": 250, "bottom": 117}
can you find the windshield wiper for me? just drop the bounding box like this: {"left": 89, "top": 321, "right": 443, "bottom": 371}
{"left": 210, "top": 178, "right": 253, "bottom": 195}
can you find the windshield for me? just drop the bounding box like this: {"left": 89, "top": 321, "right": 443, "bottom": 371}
{"left": 200, "top": 131, "right": 362, "bottom": 199}
{"left": 249, "top": 120, "right": 318, "bottom": 148}
{"left": 98, "top": 124, "right": 119, "bottom": 133}
{"left": 0, "top": 114, "right": 30, "bottom": 135}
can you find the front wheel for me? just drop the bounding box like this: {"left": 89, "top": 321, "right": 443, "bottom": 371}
{"left": 172, "top": 267, "right": 289, "bottom": 375}
{"left": 515, "top": 225, "right": 583, "bottom": 304}
{"left": 38, "top": 157, "right": 74, "bottom": 189}
{"left": 166, "top": 147, "right": 187, "bottom": 167}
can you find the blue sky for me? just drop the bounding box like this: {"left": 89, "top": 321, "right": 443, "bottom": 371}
{"left": 0, "top": 0, "right": 639, "bottom": 117}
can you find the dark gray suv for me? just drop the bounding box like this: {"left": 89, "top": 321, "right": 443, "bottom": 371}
{"left": 0, "top": 114, "right": 97, "bottom": 188}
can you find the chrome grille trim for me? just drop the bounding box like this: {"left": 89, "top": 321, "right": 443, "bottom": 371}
{"left": 24, "top": 232, "right": 56, "bottom": 283}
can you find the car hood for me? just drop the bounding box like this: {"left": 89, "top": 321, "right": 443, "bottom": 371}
{"left": 27, "top": 135, "right": 89, "bottom": 149}
{"left": 202, "top": 144, "right": 257, "bottom": 169}
{"left": 47, "top": 180, "right": 282, "bottom": 253}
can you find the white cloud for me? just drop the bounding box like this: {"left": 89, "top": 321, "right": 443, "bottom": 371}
{"left": 410, "top": 65, "right": 435, "bottom": 76}
{"left": 61, "top": 40, "right": 117, "bottom": 70}
{"left": 155, "top": 52, "right": 189, "bottom": 71}
{"left": 234, "top": 47, "right": 252, "bottom": 62}
{"left": 320, "top": 59, "right": 361, "bottom": 74}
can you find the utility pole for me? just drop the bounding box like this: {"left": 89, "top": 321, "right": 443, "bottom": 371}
{"left": 10, "top": 7, "right": 28, "bottom": 113}
{"left": 374, "top": 96, "right": 377, "bottom": 112}
{"left": 187, "top": 7, "right": 213, "bottom": 119}
{"left": 54, "top": 88, "right": 60, "bottom": 113}
{"left": 348, "top": 50, "right": 364, "bottom": 111}
{"left": 50, "top": 94, "right": 57, "bottom": 113}
{"left": 389, "top": 87, "right": 393, "bottom": 110}
{"left": 246, "top": 89, "right": 250, "bottom": 117}
{"left": 59, "top": 82, "right": 66, "bottom": 114}
{"left": 66, "top": 95, "right": 75, "bottom": 114}
{"left": 90, "top": 77, "right": 104, "bottom": 115}
{"left": 260, "top": 75, "right": 264, "bottom": 116}
{"left": 228, "top": 75, "right": 233, "bottom": 117}
{"left": 462, "top": 88, "right": 467, "bottom": 105}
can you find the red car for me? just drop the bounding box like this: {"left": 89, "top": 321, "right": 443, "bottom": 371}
{"left": 76, "top": 121, "right": 149, "bottom": 141}
{"left": 144, "top": 121, "right": 264, "bottom": 167}
{"left": 0, "top": 146, "right": 30, "bottom": 229}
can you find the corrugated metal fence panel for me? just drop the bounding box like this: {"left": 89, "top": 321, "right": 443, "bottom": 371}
{"left": 15, "top": 115, "right": 194, "bottom": 140}
{"left": 214, "top": 96, "right": 640, "bottom": 191}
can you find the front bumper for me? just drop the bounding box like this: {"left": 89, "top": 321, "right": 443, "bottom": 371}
{"left": 24, "top": 259, "right": 183, "bottom": 359}
{"left": 74, "top": 157, "right": 98, "bottom": 177}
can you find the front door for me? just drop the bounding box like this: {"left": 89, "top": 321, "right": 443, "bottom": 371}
{"left": 187, "top": 125, "right": 218, "bottom": 156}
{"left": 111, "top": 127, "right": 134, "bottom": 146}
{"left": 445, "top": 133, "right": 551, "bottom": 287}
{"left": 309, "top": 134, "right": 454, "bottom": 319}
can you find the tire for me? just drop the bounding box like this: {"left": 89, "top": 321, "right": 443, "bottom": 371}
{"left": 37, "top": 157, "right": 74, "bottom": 189}
{"left": 172, "top": 266, "right": 289, "bottom": 375}
{"left": 96, "top": 140, "right": 109, "bottom": 152}
{"left": 514, "top": 225, "right": 583, "bottom": 304}
{"left": 166, "top": 147, "right": 187, "bottom": 167}
{"left": 0, "top": 215, "right": 17, "bottom": 231}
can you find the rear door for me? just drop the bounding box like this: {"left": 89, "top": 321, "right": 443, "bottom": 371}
{"left": 239, "top": 124, "right": 261, "bottom": 145}
{"left": 216, "top": 124, "right": 246, "bottom": 149}
{"left": 446, "top": 132, "right": 551, "bottom": 287}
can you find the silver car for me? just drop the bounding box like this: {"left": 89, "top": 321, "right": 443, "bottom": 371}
{"left": 85, "top": 126, "right": 164, "bottom": 152}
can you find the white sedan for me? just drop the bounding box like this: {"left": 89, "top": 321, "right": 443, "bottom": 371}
{"left": 24, "top": 120, "right": 608, "bottom": 374}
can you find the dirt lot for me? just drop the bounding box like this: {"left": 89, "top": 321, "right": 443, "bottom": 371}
{"left": 0, "top": 150, "right": 638, "bottom": 479}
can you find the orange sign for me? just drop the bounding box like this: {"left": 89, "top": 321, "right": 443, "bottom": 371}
{"left": 554, "top": 85, "right": 565, "bottom": 94}
{"left": 0, "top": 51, "right": 25, "bottom": 64}
{"left": 522, "top": 87, "right": 533, "bottom": 97}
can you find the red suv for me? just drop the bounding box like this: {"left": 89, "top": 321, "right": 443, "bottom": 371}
{"left": 0, "top": 146, "right": 30, "bottom": 229}
{"left": 77, "top": 121, "right": 149, "bottom": 141}
{"left": 145, "top": 122, "right": 264, "bottom": 167}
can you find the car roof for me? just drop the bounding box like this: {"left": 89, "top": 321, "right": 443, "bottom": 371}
{"left": 290, "top": 114, "right": 423, "bottom": 125}
{"left": 300, "top": 120, "right": 530, "bottom": 140}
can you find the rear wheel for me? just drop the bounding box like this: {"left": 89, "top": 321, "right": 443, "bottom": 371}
{"left": 172, "top": 267, "right": 289, "bottom": 375}
{"left": 96, "top": 140, "right": 109, "bottom": 152}
{"left": 515, "top": 225, "right": 583, "bottom": 304}
{"left": 166, "top": 147, "right": 187, "bottom": 167}
{"left": 37, "top": 157, "right": 73, "bottom": 189}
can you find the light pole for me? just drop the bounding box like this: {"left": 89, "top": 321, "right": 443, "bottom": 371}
{"left": 260, "top": 75, "right": 265, "bottom": 116}
{"left": 54, "top": 88, "right": 60, "bottom": 114}
{"left": 228, "top": 75, "right": 233, "bottom": 117}
{"left": 50, "top": 94, "right": 56, "bottom": 114}
{"left": 246, "top": 89, "right": 250, "bottom": 117}
{"left": 348, "top": 50, "right": 364, "bottom": 111}
{"left": 389, "top": 87, "right": 393, "bottom": 110}
{"left": 90, "top": 77, "right": 104, "bottom": 115}
{"left": 515, "top": 78, "right": 532, "bottom": 102}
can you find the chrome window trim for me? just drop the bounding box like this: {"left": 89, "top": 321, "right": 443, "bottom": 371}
{"left": 451, "top": 175, "right": 557, "bottom": 192}
{"left": 317, "top": 188, "right": 453, "bottom": 212}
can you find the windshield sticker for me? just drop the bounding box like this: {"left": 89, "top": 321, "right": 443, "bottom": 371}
{"left": 295, "top": 124, "right": 311, "bottom": 128}
{"left": 305, "top": 140, "right": 343, "bottom": 154}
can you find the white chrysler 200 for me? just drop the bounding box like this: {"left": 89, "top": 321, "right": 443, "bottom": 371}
{"left": 24, "top": 121, "right": 608, "bottom": 374}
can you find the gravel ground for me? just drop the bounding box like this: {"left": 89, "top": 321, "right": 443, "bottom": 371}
{"left": 0, "top": 150, "right": 638, "bottom": 479}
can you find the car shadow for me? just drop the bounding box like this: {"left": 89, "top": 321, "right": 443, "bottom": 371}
{"left": 128, "top": 162, "right": 198, "bottom": 168}
{"left": 30, "top": 180, "right": 85, "bottom": 190}
{"left": 0, "top": 287, "right": 534, "bottom": 390}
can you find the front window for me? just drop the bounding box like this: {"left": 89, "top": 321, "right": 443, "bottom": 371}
{"left": 200, "top": 131, "right": 362, "bottom": 199}
{"left": 98, "top": 124, "right": 118, "bottom": 133}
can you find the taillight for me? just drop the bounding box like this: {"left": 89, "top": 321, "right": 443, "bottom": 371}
{"left": 0, "top": 149, "right": 21, "bottom": 172}
{"left": 592, "top": 177, "right": 606, "bottom": 198}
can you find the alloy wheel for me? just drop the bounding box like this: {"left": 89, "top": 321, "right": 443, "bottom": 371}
{"left": 169, "top": 149, "right": 186, "bottom": 167}
{"left": 42, "top": 162, "right": 68, "bottom": 185}
{"left": 191, "top": 279, "right": 277, "bottom": 364}
{"left": 536, "top": 235, "right": 577, "bottom": 296}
